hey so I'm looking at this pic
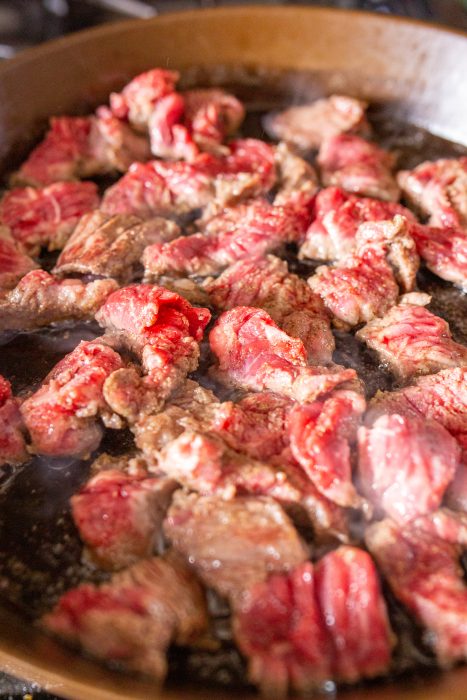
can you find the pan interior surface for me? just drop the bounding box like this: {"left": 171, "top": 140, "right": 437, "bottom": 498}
{"left": 0, "top": 7, "right": 467, "bottom": 700}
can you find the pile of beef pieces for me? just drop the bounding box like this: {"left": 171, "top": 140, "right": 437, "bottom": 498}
{"left": 0, "top": 68, "right": 467, "bottom": 696}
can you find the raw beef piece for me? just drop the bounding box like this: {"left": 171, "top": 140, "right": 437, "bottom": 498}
{"left": 13, "top": 114, "right": 150, "bottom": 187}
{"left": 358, "top": 413, "right": 459, "bottom": 524}
{"left": 21, "top": 340, "right": 124, "bottom": 457}
{"left": 0, "top": 375, "right": 27, "bottom": 467}
{"left": 234, "top": 547, "right": 393, "bottom": 696}
{"left": 96, "top": 285, "right": 210, "bottom": 421}
{"left": 397, "top": 157, "right": 467, "bottom": 229}
{"left": 102, "top": 139, "right": 275, "bottom": 220}
{"left": 0, "top": 227, "right": 37, "bottom": 290}
{"left": 209, "top": 306, "right": 356, "bottom": 402}
{"left": 203, "top": 255, "right": 334, "bottom": 364}
{"left": 299, "top": 186, "right": 416, "bottom": 261}
{"left": 164, "top": 491, "right": 308, "bottom": 602}
{"left": 409, "top": 221, "right": 467, "bottom": 290}
{"left": 183, "top": 88, "right": 245, "bottom": 151}
{"left": 12, "top": 117, "right": 96, "bottom": 186}
{"left": 309, "top": 216, "right": 418, "bottom": 328}
{"left": 318, "top": 134, "right": 400, "bottom": 202}
{"left": 315, "top": 546, "right": 394, "bottom": 682}
{"left": 0, "top": 181, "right": 99, "bottom": 255}
{"left": 263, "top": 95, "right": 369, "bottom": 150}
{"left": 143, "top": 199, "right": 310, "bottom": 279}
{"left": 149, "top": 88, "right": 245, "bottom": 160}
{"left": 53, "top": 210, "right": 180, "bottom": 281}
{"left": 233, "top": 561, "right": 332, "bottom": 696}
{"left": 42, "top": 552, "right": 208, "bottom": 680}
{"left": 366, "top": 518, "right": 467, "bottom": 666}
{"left": 366, "top": 368, "right": 467, "bottom": 461}
{"left": 72, "top": 461, "right": 177, "bottom": 570}
{"left": 356, "top": 293, "right": 467, "bottom": 380}
{"left": 110, "top": 68, "right": 179, "bottom": 129}
{"left": 289, "top": 390, "right": 366, "bottom": 508}
{"left": 0, "top": 270, "right": 118, "bottom": 331}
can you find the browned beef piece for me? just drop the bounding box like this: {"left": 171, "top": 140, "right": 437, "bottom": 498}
{"left": 233, "top": 547, "right": 393, "bottom": 696}
{"left": 0, "top": 226, "right": 37, "bottom": 290}
{"left": 366, "top": 368, "right": 467, "bottom": 462}
{"left": 409, "top": 221, "right": 467, "bottom": 290}
{"left": 358, "top": 413, "right": 459, "bottom": 524}
{"left": 397, "top": 157, "right": 467, "bottom": 230}
{"left": 54, "top": 210, "right": 180, "bottom": 281}
{"left": 21, "top": 340, "right": 124, "bottom": 457}
{"left": 356, "top": 293, "right": 467, "bottom": 380}
{"left": 203, "top": 255, "right": 334, "bottom": 364}
{"left": 41, "top": 552, "right": 208, "bottom": 680}
{"left": 263, "top": 95, "right": 369, "bottom": 150}
{"left": 273, "top": 142, "right": 318, "bottom": 205}
{"left": 0, "top": 181, "right": 99, "bottom": 255}
{"left": 0, "top": 375, "right": 28, "bottom": 467}
{"left": 366, "top": 518, "right": 467, "bottom": 666}
{"left": 209, "top": 306, "right": 357, "bottom": 402}
{"left": 299, "top": 186, "right": 416, "bottom": 262}
{"left": 0, "top": 270, "right": 118, "bottom": 332}
{"left": 72, "top": 454, "right": 178, "bottom": 570}
{"left": 164, "top": 491, "right": 308, "bottom": 602}
{"left": 318, "top": 134, "right": 400, "bottom": 202}
{"left": 309, "top": 216, "right": 419, "bottom": 329}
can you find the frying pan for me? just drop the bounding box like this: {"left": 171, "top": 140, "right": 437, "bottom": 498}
{"left": 0, "top": 6, "right": 467, "bottom": 699}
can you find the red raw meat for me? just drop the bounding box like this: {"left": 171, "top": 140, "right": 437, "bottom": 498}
{"left": 148, "top": 92, "right": 198, "bottom": 161}
{"left": 72, "top": 464, "right": 177, "bottom": 570}
{"left": 96, "top": 284, "right": 210, "bottom": 420}
{"left": 413, "top": 508, "right": 467, "bottom": 547}
{"left": 21, "top": 340, "right": 124, "bottom": 457}
{"left": 356, "top": 294, "right": 467, "bottom": 380}
{"left": 315, "top": 546, "right": 394, "bottom": 682}
{"left": 42, "top": 552, "right": 207, "bottom": 680}
{"left": 234, "top": 562, "right": 332, "bottom": 696}
{"left": 318, "top": 134, "right": 399, "bottom": 201}
{"left": 110, "top": 68, "right": 179, "bottom": 128}
{"left": 366, "top": 368, "right": 467, "bottom": 461}
{"left": 409, "top": 221, "right": 467, "bottom": 290}
{"left": 0, "top": 270, "right": 117, "bottom": 331}
{"left": 13, "top": 117, "right": 95, "bottom": 186}
{"left": 366, "top": 518, "right": 467, "bottom": 666}
{"left": 0, "top": 181, "right": 99, "bottom": 255}
{"left": 209, "top": 306, "right": 356, "bottom": 402}
{"left": 300, "top": 186, "right": 416, "bottom": 261}
{"left": 102, "top": 139, "right": 275, "bottom": 220}
{"left": 0, "top": 227, "right": 37, "bottom": 289}
{"left": 289, "top": 390, "right": 366, "bottom": 508}
{"left": 143, "top": 198, "right": 310, "bottom": 279}
{"left": 309, "top": 216, "right": 418, "bottom": 328}
{"left": 397, "top": 157, "right": 467, "bottom": 229}
{"left": 263, "top": 94, "right": 369, "bottom": 150}
{"left": 234, "top": 546, "right": 393, "bottom": 695}
{"left": 53, "top": 210, "right": 180, "bottom": 281}
{"left": 203, "top": 255, "right": 334, "bottom": 364}
{"left": 164, "top": 491, "right": 308, "bottom": 602}
{"left": 358, "top": 413, "right": 459, "bottom": 524}
{"left": 184, "top": 88, "right": 245, "bottom": 151}
{"left": 0, "top": 375, "right": 28, "bottom": 467}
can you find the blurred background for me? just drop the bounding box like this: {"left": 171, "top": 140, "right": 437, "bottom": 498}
{"left": 0, "top": 0, "right": 466, "bottom": 59}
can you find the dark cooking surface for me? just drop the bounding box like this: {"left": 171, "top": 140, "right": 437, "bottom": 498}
{"left": 0, "top": 79, "right": 466, "bottom": 696}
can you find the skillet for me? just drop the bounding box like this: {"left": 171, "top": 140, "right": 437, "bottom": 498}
{"left": 0, "top": 6, "right": 467, "bottom": 699}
